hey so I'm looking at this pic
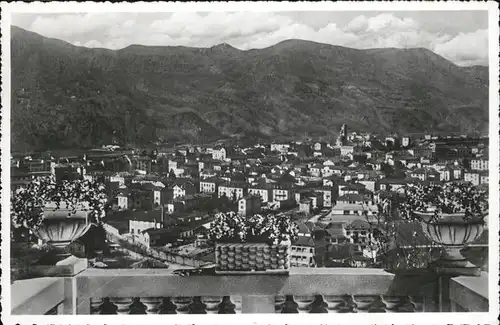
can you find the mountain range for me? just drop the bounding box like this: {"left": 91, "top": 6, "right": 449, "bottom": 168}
{"left": 11, "top": 26, "right": 489, "bottom": 151}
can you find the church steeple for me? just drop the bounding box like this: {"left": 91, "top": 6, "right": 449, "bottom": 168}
{"left": 336, "top": 124, "right": 348, "bottom": 147}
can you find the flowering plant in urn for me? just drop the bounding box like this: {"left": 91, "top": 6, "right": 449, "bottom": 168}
{"left": 208, "top": 212, "right": 298, "bottom": 274}
{"left": 398, "top": 182, "right": 488, "bottom": 223}
{"left": 397, "top": 181, "right": 488, "bottom": 275}
{"left": 11, "top": 176, "right": 108, "bottom": 251}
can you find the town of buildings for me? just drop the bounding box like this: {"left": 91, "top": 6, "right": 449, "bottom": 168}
{"left": 10, "top": 125, "right": 489, "bottom": 269}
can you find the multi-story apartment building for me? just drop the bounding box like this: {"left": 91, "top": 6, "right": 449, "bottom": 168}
{"left": 409, "top": 168, "right": 440, "bottom": 181}
{"left": 470, "top": 158, "right": 488, "bottom": 171}
{"left": 218, "top": 181, "right": 247, "bottom": 200}
{"left": 316, "top": 187, "right": 335, "bottom": 208}
{"left": 248, "top": 184, "right": 273, "bottom": 203}
{"left": 464, "top": 171, "right": 481, "bottom": 186}
{"left": 271, "top": 184, "right": 294, "bottom": 202}
{"left": 199, "top": 177, "right": 225, "bottom": 194}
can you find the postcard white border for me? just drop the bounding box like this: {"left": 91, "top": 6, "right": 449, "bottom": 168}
{"left": 1, "top": 2, "right": 499, "bottom": 325}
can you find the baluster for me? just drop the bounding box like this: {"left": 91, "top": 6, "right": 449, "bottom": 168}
{"left": 310, "top": 295, "right": 328, "bottom": 313}
{"left": 158, "top": 298, "right": 177, "bottom": 314}
{"left": 189, "top": 296, "right": 207, "bottom": 314}
{"left": 140, "top": 297, "right": 163, "bottom": 314}
{"left": 172, "top": 296, "right": 193, "bottom": 314}
{"left": 201, "top": 296, "right": 223, "bottom": 314}
{"left": 90, "top": 298, "right": 103, "bottom": 314}
{"left": 367, "top": 295, "right": 387, "bottom": 313}
{"left": 109, "top": 298, "right": 133, "bottom": 315}
{"left": 130, "top": 297, "right": 147, "bottom": 314}
{"left": 99, "top": 298, "right": 118, "bottom": 314}
{"left": 323, "top": 295, "right": 346, "bottom": 313}
{"left": 397, "top": 296, "right": 417, "bottom": 312}
{"left": 353, "top": 295, "right": 376, "bottom": 313}
{"left": 218, "top": 296, "right": 236, "bottom": 314}
{"left": 293, "top": 295, "right": 315, "bottom": 314}
{"left": 339, "top": 295, "right": 358, "bottom": 313}
{"left": 230, "top": 295, "right": 242, "bottom": 314}
{"left": 275, "top": 296, "right": 286, "bottom": 313}
{"left": 281, "top": 296, "right": 298, "bottom": 313}
{"left": 381, "top": 296, "right": 402, "bottom": 313}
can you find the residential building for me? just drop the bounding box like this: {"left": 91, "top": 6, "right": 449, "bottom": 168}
{"left": 167, "top": 194, "right": 212, "bottom": 214}
{"left": 271, "top": 184, "right": 294, "bottom": 203}
{"left": 237, "top": 195, "right": 262, "bottom": 216}
{"left": 248, "top": 183, "right": 273, "bottom": 203}
{"left": 129, "top": 219, "right": 162, "bottom": 235}
{"left": 316, "top": 187, "right": 334, "bottom": 208}
{"left": 218, "top": 182, "right": 247, "bottom": 200}
{"left": 169, "top": 180, "right": 197, "bottom": 199}
{"left": 464, "top": 171, "right": 481, "bottom": 186}
{"left": 327, "top": 200, "right": 379, "bottom": 218}
{"left": 340, "top": 145, "right": 362, "bottom": 156}
{"left": 377, "top": 179, "right": 409, "bottom": 191}
{"left": 307, "top": 192, "right": 324, "bottom": 210}
{"left": 345, "top": 220, "right": 374, "bottom": 248}
{"left": 480, "top": 171, "right": 489, "bottom": 185}
{"left": 337, "top": 193, "right": 371, "bottom": 205}
{"left": 199, "top": 177, "right": 225, "bottom": 194}
{"left": 470, "top": 158, "right": 488, "bottom": 171}
{"left": 117, "top": 192, "right": 129, "bottom": 210}
{"left": 212, "top": 147, "right": 227, "bottom": 161}
{"left": 324, "top": 223, "right": 349, "bottom": 245}
{"left": 291, "top": 223, "right": 329, "bottom": 267}
{"left": 299, "top": 199, "right": 312, "bottom": 214}
{"left": 410, "top": 168, "right": 440, "bottom": 181}
{"left": 309, "top": 164, "right": 322, "bottom": 177}
{"left": 338, "top": 183, "right": 368, "bottom": 196}
{"left": 290, "top": 236, "right": 316, "bottom": 267}
{"left": 270, "top": 143, "right": 290, "bottom": 153}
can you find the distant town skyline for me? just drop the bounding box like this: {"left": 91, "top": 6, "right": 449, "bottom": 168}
{"left": 12, "top": 11, "right": 488, "bottom": 66}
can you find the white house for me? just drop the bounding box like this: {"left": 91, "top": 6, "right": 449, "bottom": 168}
{"left": 212, "top": 147, "right": 227, "bottom": 161}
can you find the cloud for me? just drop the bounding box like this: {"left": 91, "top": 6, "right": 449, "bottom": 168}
{"left": 83, "top": 40, "right": 104, "bottom": 48}
{"left": 17, "top": 12, "right": 489, "bottom": 66}
{"left": 365, "top": 13, "right": 418, "bottom": 32}
{"left": 434, "top": 29, "right": 488, "bottom": 66}
{"left": 30, "top": 13, "right": 134, "bottom": 39}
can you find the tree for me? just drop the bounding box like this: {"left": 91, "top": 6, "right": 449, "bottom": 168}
{"left": 168, "top": 169, "right": 176, "bottom": 180}
{"left": 364, "top": 191, "right": 437, "bottom": 271}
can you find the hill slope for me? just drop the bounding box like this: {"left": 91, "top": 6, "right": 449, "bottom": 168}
{"left": 11, "top": 27, "right": 489, "bottom": 150}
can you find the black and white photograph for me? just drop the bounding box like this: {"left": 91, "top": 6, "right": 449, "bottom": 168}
{"left": 1, "top": 1, "right": 499, "bottom": 324}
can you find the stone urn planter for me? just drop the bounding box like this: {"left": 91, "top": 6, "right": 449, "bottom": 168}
{"left": 397, "top": 182, "right": 489, "bottom": 277}
{"left": 11, "top": 177, "right": 108, "bottom": 279}
{"left": 34, "top": 203, "right": 92, "bottom": 259}
{"left": 414, "top": 211, "right": 486, "bottom": 276}
{"left": 215, "top": 242, "right": 291, "bottom": 275}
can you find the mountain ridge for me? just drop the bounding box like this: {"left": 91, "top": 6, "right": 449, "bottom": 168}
{"left": 11, "top": 26, "right": 489, "bottom": 151}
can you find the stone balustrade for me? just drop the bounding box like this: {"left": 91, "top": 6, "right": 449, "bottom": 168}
{"left": 12, "top": 266, "right": 440, "bottom": 314}
{"left": 11, "top": 262, "right": 490, "bottom": 315}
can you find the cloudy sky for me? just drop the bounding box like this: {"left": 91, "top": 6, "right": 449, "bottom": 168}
{"left": 12, "top": 11, "right": 489, "bottom": 66}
